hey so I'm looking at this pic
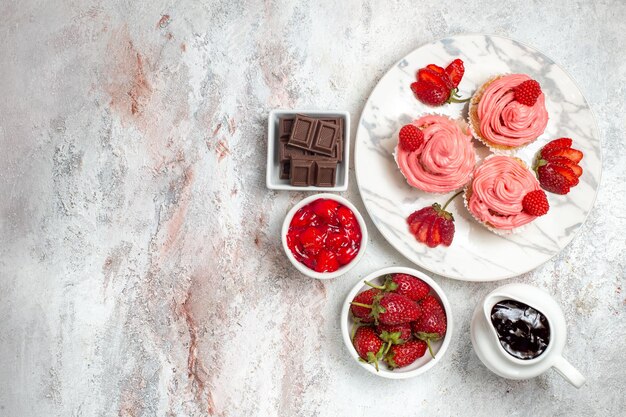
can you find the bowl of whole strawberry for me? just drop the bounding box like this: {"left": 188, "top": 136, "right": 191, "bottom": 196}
{"left": 341, "top": 267, "right": 452, "bottom": 378}
{"left": 282, "top": 193, "right": 368, "bottom": 279}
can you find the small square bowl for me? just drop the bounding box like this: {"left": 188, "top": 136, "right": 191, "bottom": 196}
{"left": 266, "top": 109, "right": 350, "bottom": 191}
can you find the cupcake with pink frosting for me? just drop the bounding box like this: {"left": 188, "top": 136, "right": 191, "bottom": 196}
{"left": 394, "top": 115, "right": 476, "bottom": 194}
{"left": 469, "top": 74, "right": 549, "bottom": 153}
{"left": 464, "top": 155, "right": 542, "bottom": 234}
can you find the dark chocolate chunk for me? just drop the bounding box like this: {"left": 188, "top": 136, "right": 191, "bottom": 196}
{"left": 279, "top": 160, "right": 291, "bottom": 180}
{"left": 290, "top": 159, "right": 315, "bottom": 186}
{"left": 310, "top": 121, "right": 339, "bottom": 156}
{"left": 279, "top": 142, "right": 308, "bottom": 162}
{"left": 334, "top": 138, "right": 343, "bottom": 162}
{"left": 288, "top": 115, "right": 318, "bottom": 150}
{"left": 279, "top": 117, "right": 295, "bottom": 138}
{"left": 314, "top": 160, "right": 337, "bottom": 187}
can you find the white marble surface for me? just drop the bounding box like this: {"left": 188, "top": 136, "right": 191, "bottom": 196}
{"left": 1, "top": 1, "right": 625, "bottom": 416}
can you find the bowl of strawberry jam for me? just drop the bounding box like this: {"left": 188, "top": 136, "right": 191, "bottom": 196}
{"left": 282, "top": 193, "right": 368, "bottom": 279}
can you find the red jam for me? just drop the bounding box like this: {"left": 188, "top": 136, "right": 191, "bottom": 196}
{"left": 286, "top": 198, "right": 362, "bottom": 273}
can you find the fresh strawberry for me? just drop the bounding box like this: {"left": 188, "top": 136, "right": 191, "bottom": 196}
{"left": 426, "top": 216, "right": 443, "bottom": 248}
{"left": 546, "top": 156, "right": 583, "bottom": 177}
{"left": 444, "top": 59, "right": 464, "bottom": 88}
{"left": 416, "top": 220, "right": 430, "bottom": 244}
{"left": 375, "top": 322, "right": 412, "bottom": 345}
{"left": 352, "top": 292, "right": 421, "bottom": 325}
{"left": 410, "top": 80, "right": 449, "bottom": 106}
{"left": 438, "top": 216, "right": 455, "bottom": 246}
{"left": 384, "top": 340, "right": 427, "bottom": 369}
{"left": 407, "top": 206, "right": 435, "bottom": 225}
{"left": 535, "top": 139, "right": 584, "bottom": 194}
{"left": 350, "top": 288, "right": 381, "bottom": 323}
{"left": 417, "top": 68, "right": 451, "bottom": 90}
{"left": 544, "top": 148, "right": 584, "bottom": 164}
{"left": 352, "top": 326, "right": 385, "bottom": 371}
{"left": 365, "top": 273, "right": 431, "bottom": 302}
{"left": 406, "top": 191, "right": 460, "bottom": 247}
{"left": 412, "top": 295, "right": 447, "bottom": 358}
{"left": 411, "top": 59, "right": 468, "bottom": 106}
{"left": 513, "top": 79, "right": 542, "bottom": 106}
{"left": 522, "top": 190, "right": 549, "bottom": 216}
{"left": 425, "top": 63, "right": 448, "bottom": 80}
{"left": 550, "top": 164, "right": 579, "bottom": 187}
{"left": 540, "top": 137, "right": 572, "bottom": 155}
{"left": 536, "top": 165, "right": 571, "bottom": 195}
{"left": 398, "top": 124, "right": 425, "bottom": 152}
{"left": 408, "top": 208, "right": 436, "bottom": 235}
{"left": 375, "top": 293, "right": 422, "bottom": 325}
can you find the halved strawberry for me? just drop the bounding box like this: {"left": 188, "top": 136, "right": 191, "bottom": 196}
{"left": 410, "top": 81, "right": 450, "bottom": 106}
{"left": 426, "top": 217, "right": 443, "bottom": 248}
{"left": 544, "top": 148, "right": 584, "bottom": 164}
{"left": 416, "top": 220, "right": 431, "bottom": 243}
{"left": 425, "top": 64, "right": 446, "bottom": 76}
{"left": 540, "top": 138, "right": 572, "bottom": 156}
{"left": 406, "top": 192, "right": 460, "bottom": 247}
{"left": 535, "top": 138, "right": 584, "bottom": 195}
{"left": 444, "top": 59, "right": 464, "bottom": 88}
{"left": 550, "top": 164, "right": 579, "bottom": 187}
{"left": 537, "top": 165, "right": 571, "bottom": 195}
{"left": 546, "top": 156, "right": 583, "bottom": 177}
{"left": 417, "top": 68, "right": 450, "bottom": 91}
{"left": 424, "top": 64, "right": 453, "bottom": 89}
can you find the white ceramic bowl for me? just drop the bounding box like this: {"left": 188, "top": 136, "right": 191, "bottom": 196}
{"left": 281, "top": 193, "right": 368, "bottom": 279}
{"left": 340, "top": 267, "right": 453, "bottom": 379}
{"left": 266, "top": 109, "right": 351, "bottom": 191}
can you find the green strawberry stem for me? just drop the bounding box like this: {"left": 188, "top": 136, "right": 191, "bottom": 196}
{"left": 417, "top": 332, "right": 440, "bottom": 359}
{"left": 446, "top": 88, "right": 470, "bottom": 104}
{"left": 363, "top": 280, "right": 385, "bottom": 290}
{"left": 351, "top": 318, "right": 364, "bottom": 341}
{"left": 384, "top": 341, "right": 392, "bottom": 355}
{"left": 350, "top": 301, "right": 372, "bottom": 309}
{"left": 426, "top": 339, "right": 435, "bottom": 359}
{"left": 363, "top": 275, "right": 397, "bottom": 292}
{"left": 442, "top": 190, "right": 463, "bottom": 211}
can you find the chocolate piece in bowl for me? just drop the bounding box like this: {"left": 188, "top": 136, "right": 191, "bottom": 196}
{"left": 314, "top": 160, "right": 337, "bottom": 187}
{"left": 288, "top": 115, "right": 318, "bottom": 150}
{"left": 310, "top": 121, "right": 339, "bottom": 156}
{"left": 290, "top": 159, "right": 316, "bottom": 186}
{"left": 279, "top": 160, "right": 291, "bottom": 180}
{"left": 278, "top": 117, "right": 295, "bottom": 139}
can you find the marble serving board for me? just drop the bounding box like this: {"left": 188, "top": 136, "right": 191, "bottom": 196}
{"left": 355, "top": 34, "right": 602, "bottom": 281}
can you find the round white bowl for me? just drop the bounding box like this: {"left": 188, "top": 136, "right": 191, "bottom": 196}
{"left": 340, "top": 266, "right": 453, "bottom": 379}
{"left": 281, "top": 193, "right": 368, "bottom": 280}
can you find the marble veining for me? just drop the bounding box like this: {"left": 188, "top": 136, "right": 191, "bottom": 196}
{"left": 1, "top": 1, "right": 625, "bottom": 416}
{"left": 356, "top": 34, "right": 601, "bottom": 281}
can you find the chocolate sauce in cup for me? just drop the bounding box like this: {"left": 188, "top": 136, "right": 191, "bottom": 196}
{"left": 490, "top": 300, "right": 550, "bottom": 360}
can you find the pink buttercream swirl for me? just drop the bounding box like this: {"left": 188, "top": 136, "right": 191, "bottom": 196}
{"left": 396, "top": 115, "right": 476, "bottom": 193}
{"left": 477, "top": 74, "right": 549, "bottom": 148}
{"left": 468, "top": 156, "right": 540, "bottom": 230}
